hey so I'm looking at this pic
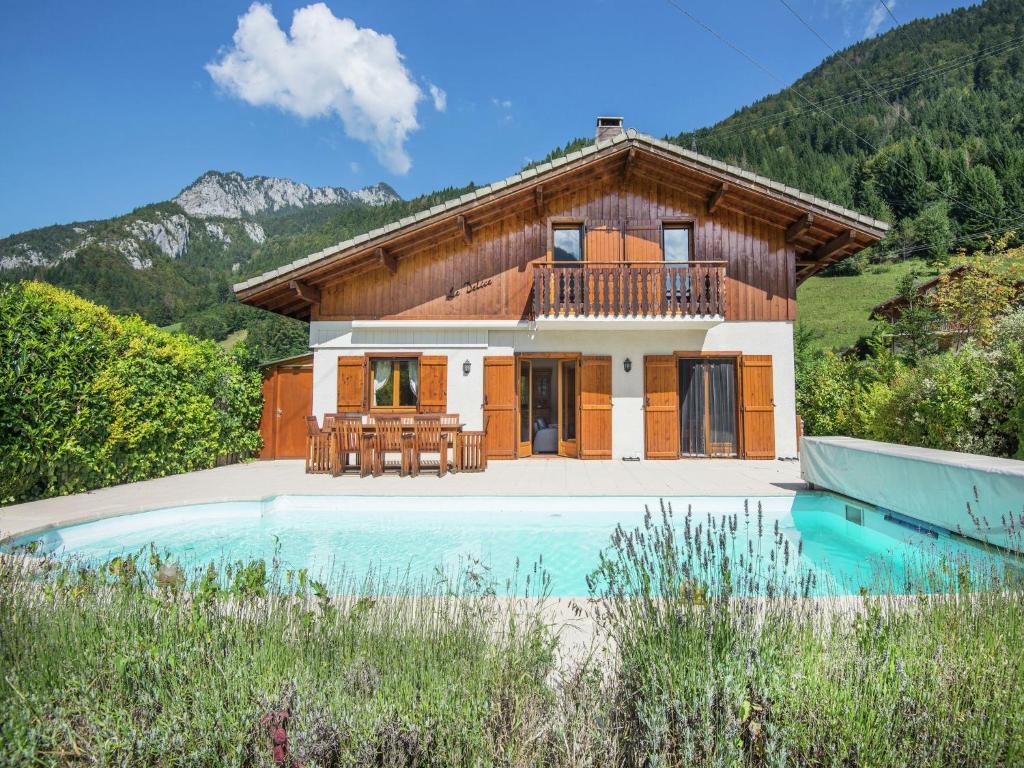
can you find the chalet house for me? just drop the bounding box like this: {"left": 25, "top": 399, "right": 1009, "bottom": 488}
{"left": 236, "top": 118, "right": 888, "bottom": 462}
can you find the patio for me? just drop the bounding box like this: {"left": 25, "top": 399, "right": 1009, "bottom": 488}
{"left": 0, "top": 458, "right": 804, "bottom": 542}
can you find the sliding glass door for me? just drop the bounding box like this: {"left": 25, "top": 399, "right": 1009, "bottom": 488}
{"left": 679, "top": 357, "right": 738, "bottom": 457}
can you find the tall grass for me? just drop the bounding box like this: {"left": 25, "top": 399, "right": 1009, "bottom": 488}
{"left": 589, "top": 502, "right": 1024, "bottom": 767}
{"left": 0, "top": 551, "right": 557, "bottom": 766}
{"left": 2, "top": 502, "right": 1023, "bottom": 766}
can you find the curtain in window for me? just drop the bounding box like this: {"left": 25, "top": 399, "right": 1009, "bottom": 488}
{"left": 706, "top": 359, "right": 737, "bottom": 457}
{"left": 373, "top": 360, "right": 391, "bottom": 406}
{"left": 679, "top": 359, "right": 705, "bottom": 456}
{"left": 408, "top": 360, "right": 418, "bottom": 395}
{"left": 679, "top": 358, "right": 737, "bottom": 457}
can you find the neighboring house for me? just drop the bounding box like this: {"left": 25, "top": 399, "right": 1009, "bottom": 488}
{"left": 870, "top": 265, "right": 965, "bottom": 323}
{"left": 870, "top": 264, "right": 1022, "bottom": 350}
{"left": 235, "top": 118, "right": 888, "bottom": 461}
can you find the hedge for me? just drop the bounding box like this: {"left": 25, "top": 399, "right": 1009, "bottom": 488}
{"left": 0, "top": 281, "right": 262, "bottom": 504}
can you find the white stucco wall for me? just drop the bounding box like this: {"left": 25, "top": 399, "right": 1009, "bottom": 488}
{"left": 309, "top": 320, "right": 797, "bottom": 459}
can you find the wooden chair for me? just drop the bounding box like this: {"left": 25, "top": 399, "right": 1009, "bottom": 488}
{"left": 304, "top": 416, "right": 332, "bottom": 474}
{"left": 331, "top": 415, "right": 368, "bottom": 477}
{"left": 454, "top": 431, "right": 488, "bottom": 472}
{"left": 439, "top": 413, "right": 460, "bottom": 430}
{"left": 410, "top": 415, "right": 450, "bottom": 477}
{"left": 373, "top": 416, "right": 412, "bottom": 477}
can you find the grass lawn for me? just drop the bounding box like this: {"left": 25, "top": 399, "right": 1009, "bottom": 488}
{"left": 220, "top": 327, "right": 248, "bottom": 350}
{"left": 797, "top": 258, "right": 937, "bottom": 352}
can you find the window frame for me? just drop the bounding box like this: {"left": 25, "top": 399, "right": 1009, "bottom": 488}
{"left": 661, "top": 221, "right": 695, "bottom": 264}
{"left": 365, "top": 352, "right": 423, "bottom": 412}
{"left": 548, "top": 218, "right": 586, "bottom": 264}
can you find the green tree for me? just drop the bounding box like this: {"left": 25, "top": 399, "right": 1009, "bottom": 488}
{"left": 952, "top": 164, "right": 1005, "bottom": 250}
{"left": 887, "top": 272, "right": 940, "bottom": 364}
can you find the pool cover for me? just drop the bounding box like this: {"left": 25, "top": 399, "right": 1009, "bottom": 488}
{"left": 801, "top": 436, "right": 1024, "bottom": 552}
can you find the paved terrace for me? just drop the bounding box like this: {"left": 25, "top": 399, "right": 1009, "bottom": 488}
{"left": 0, "top": 458, "right": 804, "bottom": 541}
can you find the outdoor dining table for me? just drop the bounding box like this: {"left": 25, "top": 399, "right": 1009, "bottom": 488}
{"left": 329, "top": 415, "right": 464, "bottom": 477}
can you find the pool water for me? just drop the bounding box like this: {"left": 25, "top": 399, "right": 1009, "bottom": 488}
{"left": 8, "top": 493, "right": 1020, "bottom": 596}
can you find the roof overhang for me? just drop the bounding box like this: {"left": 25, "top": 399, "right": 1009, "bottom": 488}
{"left": 235, "top": 130, "right": 890, "bottom": 320}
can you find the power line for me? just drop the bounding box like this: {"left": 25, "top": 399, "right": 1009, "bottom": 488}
{"left": 661, "top": 0, "right": 1007, "bottom": 234}
{"left": 690, "top": 35, "right": 1024, "bottom": 142}
{"left": 689, "top": 34, "right": 1024, "bottom": 139}
{"left": 773, "top": 0, "right": 1007, "bottom": 230}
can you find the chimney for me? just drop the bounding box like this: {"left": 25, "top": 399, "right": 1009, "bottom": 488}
{"left": 595, "top": 116, "right": 625, "bottom": 143}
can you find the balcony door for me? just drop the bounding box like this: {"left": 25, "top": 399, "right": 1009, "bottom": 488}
{"left": 557, "top": 359, "right": 578, "bottom": 458}
{"left": 516, "top": 354, "right": 581, "bottom": 459}
{"left": 679, "top": 357, "right": 739, "bottom": 458}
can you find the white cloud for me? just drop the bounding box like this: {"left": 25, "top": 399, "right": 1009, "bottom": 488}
{"left": 349, "top": 160, "right": 360, "bottom": 174}
{"left": 207, "top": 2, "right": 433, "bottom": 174}
{"left": 492, "top": 97, "right": 512, "bottom": 110}
{"left": 864, "top": 0, "right": 894, "bottom": 37}
{"left": 428, "top": 83, "right": 447, "bottom": 112}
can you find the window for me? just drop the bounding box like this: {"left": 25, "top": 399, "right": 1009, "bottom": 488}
{"left": 553, "top": 225, "right": 583, "bottom": 263}
{"left": 371, "top": 357, "right": 419, "bottom": 409}
{"left": 663, "top": 225, "right": 692, "bottom": 264}
{"left": 663, "top": 224, "right": 693, "bottom": 301}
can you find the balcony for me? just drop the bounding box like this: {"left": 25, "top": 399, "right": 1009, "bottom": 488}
{"left": 532, "top": 261, "right": 726, "bottom": 324}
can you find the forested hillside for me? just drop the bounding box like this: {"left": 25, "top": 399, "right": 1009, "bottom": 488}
{"left": 677, "top": 0, "right": 1023, "bottom": 266}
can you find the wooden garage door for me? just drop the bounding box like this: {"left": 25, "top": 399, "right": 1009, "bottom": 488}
{"left": 644, "top": 355, "right": 679, "bottom": 459}
{"left": 579, "top": 355, "right": 612, "bottom": 459}
{"left": 741, "top": 355, "right": 775, "bottom": 459}
{"left": 483, "top": 356, "right": 516, "bottom": 459}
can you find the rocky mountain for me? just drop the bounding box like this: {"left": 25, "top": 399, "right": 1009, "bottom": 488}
{"left": 174, "top": 171, "right": 398, "bottom": 219}
{"left": 0, "top": 172, "right": 400, "bottom": 273}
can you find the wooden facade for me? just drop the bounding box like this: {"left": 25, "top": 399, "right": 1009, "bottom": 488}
{"left": 316, "top": 175, "right": 798, "bottom": 323}
{"left": 236, "top": 136, "right": 886, "bottom": 322}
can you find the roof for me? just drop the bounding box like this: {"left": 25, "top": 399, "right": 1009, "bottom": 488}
{"left": 870, "top": 266, "right": 965, "bottom": 320}
{"left": 871, "top": 263, "right": 1024, "bottom": 321}
{"left": 235, "top": 129, "right": 890, "bottom": 318}
{"left": 260, "top": 352, "right": 313, "bottom": 369}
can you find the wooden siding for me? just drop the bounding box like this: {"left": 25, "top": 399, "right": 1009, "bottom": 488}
{"left": 318, "top": 176, "right": 797, "bottom": 323}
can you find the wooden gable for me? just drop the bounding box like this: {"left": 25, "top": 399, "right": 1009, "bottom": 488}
{"left": 318, "top": 173, "right": 798, "bottom": 322}
{"left": 235, "top": 137, "right": 888, "bottom": 320}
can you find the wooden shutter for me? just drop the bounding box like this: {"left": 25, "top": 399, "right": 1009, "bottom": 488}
{"left": 585, "top": 221, "right": 623, "bottom": 262}
{"left": 336, "top": 355, "right": 366, "bottom": 413}
{"left": 419, "top": 356, "right": 447, "bottom": 413}
{"left": 741, "top": 355, "right": 775, "bottom": 459}
{"left": 644, "top": 355, "right": 679, "bottom": 459}
{"left": 482, "top": 356, "right": 516, "bottom": 459}
{"left": 624, "top": 221, "right": 661, "bottom": 263}
{"left": 579, "top": 355, "right": 612, "bottom": 459}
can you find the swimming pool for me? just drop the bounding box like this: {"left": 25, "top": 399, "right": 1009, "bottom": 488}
{"left": 7, "top": 492, "right": 1019, "bottom": 596}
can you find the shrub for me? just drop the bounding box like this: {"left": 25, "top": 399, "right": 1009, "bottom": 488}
{"left": 0, "top": 281, "right": 262, "bottom": 503}
{"left": 797, "top": 312, "right": 1024, "bottom": 458}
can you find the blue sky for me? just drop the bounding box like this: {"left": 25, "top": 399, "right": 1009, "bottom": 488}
{"left": 0, "top": 0, "right": 976, "bottom": 236}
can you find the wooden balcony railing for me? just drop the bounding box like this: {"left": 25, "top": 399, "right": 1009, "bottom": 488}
{"left": 532, "top": 261, "right": 727, "bottom": 319}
